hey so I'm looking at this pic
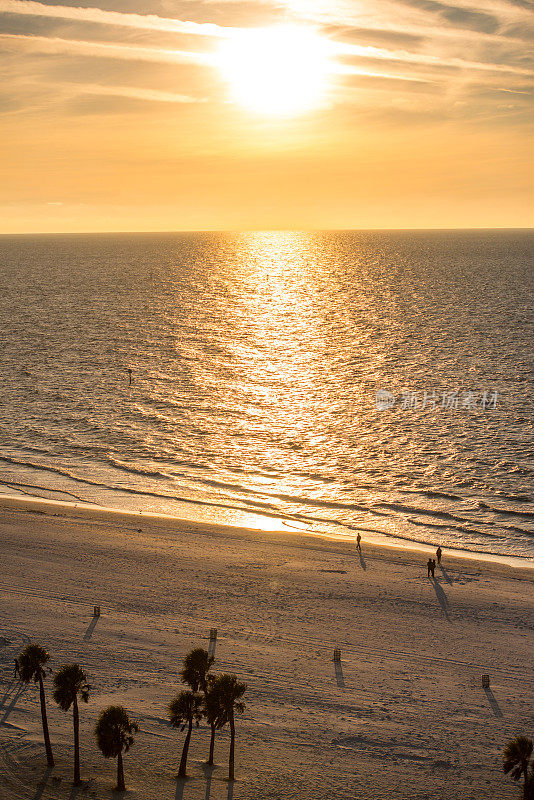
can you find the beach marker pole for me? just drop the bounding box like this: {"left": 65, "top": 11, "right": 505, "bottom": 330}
{"left": 93, "top": 606, "right": 101, "bottom": 618}
{"left": 482, "top": 674, "right": 490, "bottom": 688}
{"left": 209, "top": 628, "right": 217, "bottom": 657}
{"left": 333, "top": 649, "right": 341, "bottom": 662}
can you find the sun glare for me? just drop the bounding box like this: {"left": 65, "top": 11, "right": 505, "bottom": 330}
{"left": 218, "top": 26, "right": 332, "bottom": 116}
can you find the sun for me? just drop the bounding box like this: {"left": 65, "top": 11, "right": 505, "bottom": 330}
{"left": 218, "top": 26, "right": 332, "bottom": 116}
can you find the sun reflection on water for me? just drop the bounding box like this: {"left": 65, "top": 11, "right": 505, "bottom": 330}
{"left": 2, "top": 231, "right": 532, "bottom": 558}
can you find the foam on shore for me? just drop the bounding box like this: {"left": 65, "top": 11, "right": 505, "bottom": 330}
{"left": 1, "top": 491, "right": 532, "bottom": 571}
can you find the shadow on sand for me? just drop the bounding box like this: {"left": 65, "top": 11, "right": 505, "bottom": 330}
{"left": 67, "top": 784, "right": 84, "bottom": 800}
{"left": 430, "top": 577, "right": 451, "bottom": 622}
{"left": 334, "top": 660, "right": 345, "bottom": 688}
{"left": 175, "top": 766, "right": 225, "bottom": 800}
{"left": 484, "top": 687, "right": 504, "bottom": 718}
{"left": 201, "top": 763, "right": 215, "bottom": 800}
{"left": 32, "top": 766, "right": 53, "bottom": 800}
{"left": 0, "top": 683, "right": 26, "bottom": 724}
{"left": 439, "top": 564, "right": 453, "bottom": 585}
{"left": 83, "top": 616, "right": 100, "bottom": 640}
{"left": 0, "top": 684, "right": 12, "bottom": 710}
{"left": 175, "top": 778, "right": 186, "bottom": 800}
{"left": 0, "top": 680, "right": 18, "bottom": 709}
{"left": 358, "top": 551, "right": 367, "bottom": 571}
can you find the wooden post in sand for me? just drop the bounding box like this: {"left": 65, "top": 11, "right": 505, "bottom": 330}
{"left": 93, "top": 605, "right": 101, "bottom": 618}
{"left": 209, "top": 628, "right": 217, "bottom": 658}
{"left": 333, "top": 648, "right": 341, "bottom": 662}
{"left": 482, "top": 674, "right": 490, "bottom": 688}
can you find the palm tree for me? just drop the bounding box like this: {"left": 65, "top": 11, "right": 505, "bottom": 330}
{"left": 211, "top": 674, "right": 247, "bottom": 781}
{"left": 18, "top": 644, "right": 54, "bottom": 767}
{"left": 95, "top": 705, "right": 139, "bottom": 792}
{"left": 503, "top": 736, "right": 534, "bottom": 798}
{"left": 168, "top": 690, "right": 203, "bottom": 779}
{"left": 180, "top": 648, "right": 214, "bottom": 693}
{"left": 180, "top": 647, "right": 217, "bottom": 765}
{"left": 204, "top": 675, "right": 226, "bottom": 766}
{"left": 52, "top": 664, "right": 90, "bottom": 785}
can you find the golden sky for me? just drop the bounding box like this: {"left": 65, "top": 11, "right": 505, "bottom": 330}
{"left": 0, "top": 0, "right": 533, "bottom": 232}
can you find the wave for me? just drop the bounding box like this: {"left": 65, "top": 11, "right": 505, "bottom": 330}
{"left": 0, "top": 455, "right": 300, "bottom": 524}
{"left": 401, "top": 488, "right": 463, "bottom": 501}
{"left": 1, "top": 452, "right": 533, "bottom": 559}
{"left": 103, "top": 457, "right": 177, "bottom": 482}
{"left": 375, "top": 502, "right": 481, "bottom": 526}
{"left": 0, "top": 477, "right": 83, "bottom": 502}
{"left": 481, "top": 504, "right": 534, "bottom": 519}
{"left": 495, "top": 492, "right": 532, "bottom": 502}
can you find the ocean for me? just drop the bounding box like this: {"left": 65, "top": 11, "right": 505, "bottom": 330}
{"left": 0, "top": 229, "right": 533, "bottom": 560}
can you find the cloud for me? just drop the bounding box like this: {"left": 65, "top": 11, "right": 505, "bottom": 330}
{"left": 3, "top": 26, "right": 531, "bottom": 82}
{"left": 288, "top": 0, "right": 531, "bottom": 45}
{"left": 333, "top": 39, "right": 534, "bottom": 77}
{"left": 0, "top": 32, "right": 217, "bottom": 65}
{"left": 76, "top": 82, "right": 206, "bottom": 103}
{"left": 393, "top": 0, "right": 500, "bottom": 34}
{"left": 1, "top": 0, "right": 532, "bottom": 123}
{"left": 0, "top": 0, "right": 232, "bottom": 38}
{"left": 323, "top": 24, "right": 426, "bottom": 50}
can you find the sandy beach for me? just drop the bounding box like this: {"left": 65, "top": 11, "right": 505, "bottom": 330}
{"left": 0, "top": 496, "right": 533, "bottom": 800}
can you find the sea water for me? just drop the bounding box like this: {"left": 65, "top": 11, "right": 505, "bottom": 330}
{"left": 0, "top": 230, "right": 532, "bottom": 559}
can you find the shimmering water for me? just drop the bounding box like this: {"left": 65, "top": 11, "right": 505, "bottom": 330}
{"left": 0, "top": 230, "right": 533, "bottom": 559}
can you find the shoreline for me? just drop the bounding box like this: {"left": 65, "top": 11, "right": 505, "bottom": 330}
{"left": 0, "top": 488, "right": 532, "bottom": 800}
{"left": 1, "top": 491, "right": 533, "bottom": 573}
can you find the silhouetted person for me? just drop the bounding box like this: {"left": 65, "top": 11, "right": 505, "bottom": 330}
{"left": 356, "top": 533, "right": 362, "bottom": 552}
{"left": 427, "top": 558, "right": 433, "bottom": 578}
{"left": 436, "top": 546, "right": 442, "bottom": 565}
{"left": 14, "top": 658, "right": 20, "bottom": 680}
{"left": 127, "top": 368, "right": 132, "bottom": 386}
{"left": 431, "top": 559, "right": 436, "bottom": 578}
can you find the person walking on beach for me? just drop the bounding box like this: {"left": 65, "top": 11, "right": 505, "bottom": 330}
{"left": 356, "top": 533, "right": 362, "bottom": 552}
{"left": 436, "top": 546, "right": 442, "bottom": 565}
{"left": 14, "top": 658, "right": 20, "bottom": 680}
{"left": 431, "top": 559, "right": 436, "bottom": 578}
{"left": 127, "top": 368, "right": 133, "bottom": 386}
{"left": 427, "top": 558, "right": 433, "bottom": 578}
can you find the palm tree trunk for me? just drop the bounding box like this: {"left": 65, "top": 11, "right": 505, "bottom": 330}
{"left": 117, "top": 750, "right": 125, "bottom": 792}
{"left": 178, "top": 719, "right": 193, "bottom": 778}
{"left": 228, "top": 712, "right": 235, "bottom": 782}
{"left": 38, "top": 674, "right": 54, "bottom": 767}
{"left": 208, "top": 724, "right": 216, "bottom": 765}
{"left": 73, "top": 695, "right": 81, "bottom": 785}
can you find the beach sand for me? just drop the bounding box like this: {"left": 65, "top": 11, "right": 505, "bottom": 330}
{"left": 0, "top": 496, "right": 532, "bottom": 800}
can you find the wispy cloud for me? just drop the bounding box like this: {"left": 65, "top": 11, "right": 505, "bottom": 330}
{"left": 76, "top": 83, "right": 206, "bottom": 103}
{"left": 0, "top": 0, "right": 532, "bottom": 118}
{"left": 333, "top": 40, "right": 534, "bottom": 76}
{"left": 2, "top": 28, "right": 531, "bottom": 82}
{"left": 1, "top": 0, "right": 532, "bottom": 230}
{"left": 0, "top": 32, "right": 217, "bottom": 65}
{"left": 0, "top": 0, "right": 231, "bottom": 38}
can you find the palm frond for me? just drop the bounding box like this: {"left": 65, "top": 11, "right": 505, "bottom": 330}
{"left": 53, "top": 664, "right": 90, "bottom": 711}
{"left": 95, "top": 706, "right": 139, "bottom": 759}
{"left": 18, "top": 644, "right": 50, "bottom": 684}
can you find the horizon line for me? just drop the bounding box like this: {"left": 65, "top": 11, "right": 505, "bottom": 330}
{"left": 1, "top": 226, "right": 533, "bottom": 237}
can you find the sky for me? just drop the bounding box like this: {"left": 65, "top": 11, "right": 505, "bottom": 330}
{"left": 0, "top": 0, "right": 533, "bottom": 232}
